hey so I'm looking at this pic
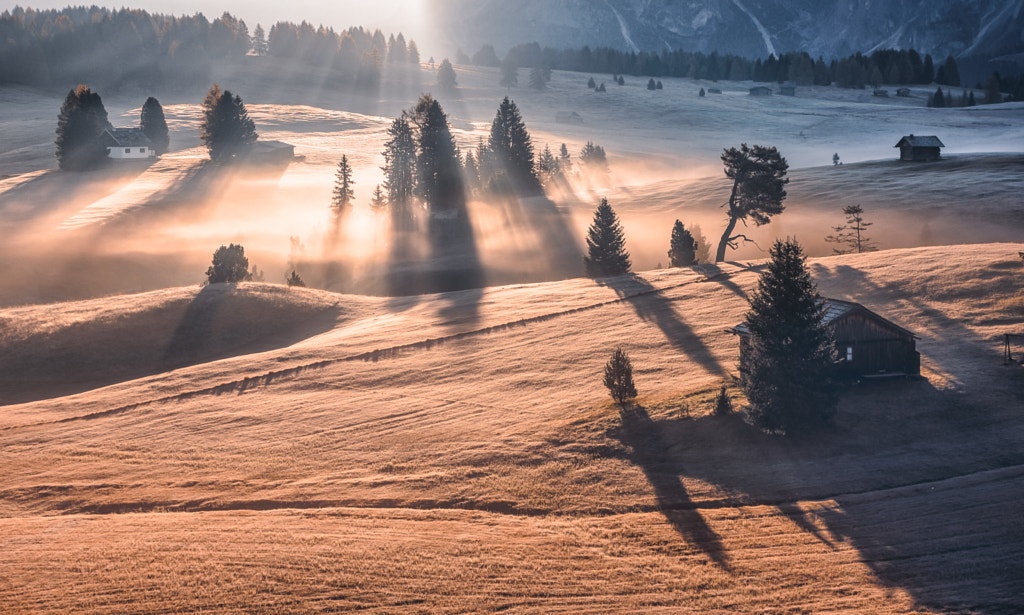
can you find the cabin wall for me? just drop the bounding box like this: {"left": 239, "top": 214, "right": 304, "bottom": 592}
{"left": 833, "top": 313, "right": 919, "bottom": 376}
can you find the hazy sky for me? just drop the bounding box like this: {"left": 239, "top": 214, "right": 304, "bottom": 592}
{"left": 2, "top": 0, "right": 435, "bottom": 49}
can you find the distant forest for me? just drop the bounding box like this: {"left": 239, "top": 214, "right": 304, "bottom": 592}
{"left": 0, "top": 6, "right": 420, "bottom": 90}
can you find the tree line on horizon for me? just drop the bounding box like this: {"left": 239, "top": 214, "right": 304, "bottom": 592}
{"left": 0, "top": 6, "right": 420, "bottom": 91}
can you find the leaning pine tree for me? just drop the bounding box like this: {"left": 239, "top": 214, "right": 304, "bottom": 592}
{"left": 743, "top": 238, "right": 838, "bottom": 434}
{"left": 584, "top": 198, "right": 631, "bottom": 277}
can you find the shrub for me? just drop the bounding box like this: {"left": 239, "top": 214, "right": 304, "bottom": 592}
{"left": 603, "top": 347, "right": 638, "bottom": 407}
{"left": 206, "top": 244, "right": 253, "bottom": 284}
{"left": 713, "top": 386, "right": 733, "bottom": 416}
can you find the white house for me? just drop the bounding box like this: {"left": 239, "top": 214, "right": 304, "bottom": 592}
{"left": 103, "top": 128, "right": 156, "bottom": 159}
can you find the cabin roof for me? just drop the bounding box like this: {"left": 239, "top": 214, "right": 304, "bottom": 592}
{"left": 253, "top": 140, "right": 293, "bottom": 151}
{"left": 730, "top": 298, "right": 917, "bottom": 338}
{"left": 895, "top": 135, "right": 944, "bottom": 148}
{"left": 103, "top": 127, "right": 152, "bottom": 147}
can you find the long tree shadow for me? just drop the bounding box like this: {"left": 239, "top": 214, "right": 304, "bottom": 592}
{"left": 600, "top": 273, "right": 726, "bottom": 376}
{"left": 615, "top": 405, "right": 732, "bottom": 570}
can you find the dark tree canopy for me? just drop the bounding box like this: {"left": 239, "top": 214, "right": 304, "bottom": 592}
{"left": 487, "top": 97, "right": 539, "bottom": 193}
{"left": 411, "top": 95, "right": 464, "bottom": 215}
{"left": 743, "top": 238, "right": 838, "bottom": 434}
{"left": 436, "top": 58, "right": 458, "bottom": 90}
{"left": 668, "top": 220, "right": 698, "bottom": 266}
{"left": 55, "top": 84, "right": 110, "bottom": 171}
{"left": 140, "top": 96, "right": 169, "bottom": 155}
{"left": 584, "top": 198, "right": 631, "bottom": 277}
{"left": 199, "top": 84, "right": 257, "bottom": 161}
{"left": 332, "top": 155, "right": 355, "bottom": 215}
{"left": 382, "top": 116, "right": 417, "bottom": 227}
{"left": 714, "top": 144, "right": 789, "bottom": 262}
{"left": 206, "top": 243, "right": 253, "bottom": 284}
{"left": 603, "top": 347, "right": 638, "bottom": 407}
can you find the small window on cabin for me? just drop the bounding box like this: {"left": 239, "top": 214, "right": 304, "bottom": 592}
{"left": 139, "top": 148, "right": 146, "bottom": 153}
{"left": 124, "top": 148, "right": 131, "bottom": 154}
{"left": 846, "top": 347, "right": 854, "bottom": 361}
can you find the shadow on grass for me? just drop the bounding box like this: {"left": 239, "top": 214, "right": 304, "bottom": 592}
{"left": 611, "top": 376, "right": 1024, "bottom": 613}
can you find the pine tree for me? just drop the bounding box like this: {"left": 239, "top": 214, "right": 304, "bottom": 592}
{"left": 985, "top": 73, "right": 1003, "bottom": 104}
{"left": 668, "top": 220, "right": 698, "bottom": 266}
{"left": 579, "top": 141, "right": 608, "bottom": 176}
{"left": 252, "top": 24, "right": 268, "bottom": 55}
{"left": 536, "top": 144, "right": 562, "bottom": 186}
{"left": 559, "top": 143, "right": 571, "bottom": 173}
{"left": 463, "top": 150, "right": 480, "bottom": 192}
{"left": 407, "top": 40, "right": 420, "bottom": 64}
{"left": 603, "top": 347, "right": 638, "bottom": 407}
{"left": 699, "top": 87, "right": 706, "bottom": 97}
{"left": 206, "top": 244, "right": 253, "bottom": 284}
{"left": 930, "top": 86, "right": 946, "bottom": 108}
{"left": 369, "top": 184, "right": 388, "bottom": 213}
{"left": 332, "top": 155, "right": 355, "bottom": 214}
{"left": 55, "top": 84, "right": 110, "bottom": 171}
{"left": 411, "top": 95, "right": 464, "bottom": 215}
{"left": 140, "top": 96, "right": 169, "bottom": 155}
{"left": 587, "top": 76, "right": 596, "bottom": 89}
{"left": 387, "top": 33, "right": 407, "bottom": 64}
{"left": 382, "top": 116, "right": 417, "bottom": 228}
{"left": 500, "top": 55, "right": 519, "bottom": 90}
{"left": 714, "top": 144, "right": 789, "bottom": 262}
{"left": 487, "top": 97, "right": 539, "bottom": 193}
{"left": 743, "top": 238, "right": 837, "bottom": 433}
{"left": 286, "top": 270, "right": 306, "bottom": 287}
{"left": 584, "top": 198, "right": 631, "bottom": 277}
{"left": 942, "top": 54, "right": 960, "bottom": 87}
{"left": 437, "top": 58, "right": 458, "bottom": 90}
{"left": 529, "top": 65, "right": 547, "bottom": 90}
{"left": 825, "top": 204, "right": 877, "bottom": 254}
{"left": 199, "top": 84, "right": 257, "bottom": 161}
{"left": 647, "top": 78, "right": 657, "bottom": 90}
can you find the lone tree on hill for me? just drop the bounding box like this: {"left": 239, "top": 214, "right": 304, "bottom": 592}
{"left": 55, "top": 84, "right": 110, "bottom": 171}
{"left": 584, "top": 198, "right": 631, "bottom": 277}
{"left": 487, "top": 97, "right": 539, "bottom": 193}
{"left": 500, "top": 55, "right": 519, "bottom": 90}
{"left": 436, "top": 58, "right": 458, "bottom": 90}
{"left": 825, "top": 204, "right": 877, "bottom": 254}
{"left": 668, "top": 220, "right": 698, "bottom": 266}
{"left": 603, "top": 347, "right": 638, "bottom": 408}
{"left": 140, "top": 96, "right": 169, "bottom": 155}
{"left": 331, "top": 155, "right": 355, "bottom": 215}
{"left": 382, "top": 116, "right": 417, "bottom": 228}
{"left": 206, "top": 244, "right": 253, "bottom": 284}
{"left": 743, "top": 238, "right": 838, "bottom": 434}
{"left": 714, "top": 144, "right": 789, "bottom": 262}
{"left": 199, "top": 84, "right": 257, "bottom": 161}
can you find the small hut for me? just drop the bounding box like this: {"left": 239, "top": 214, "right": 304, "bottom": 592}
{"left": 896, "top": 88, "right": 911, "bottom": 97}
{"left": 749, "top": 86, "right": 772, "bottom": 97}
{"left": 779, "top": 83, "right": 796, "bottom": 96}
{"left": 555, "top": 111, "right": 584, "bottom": 125}
{"left": 873, "top": 89, "right": 889, "bottom": 97}
{"left": 707, "top": 87, "right": 723, "bottom": 94}
{"left": 730, "top": 298, "right": 920, "bottom": 379}
{"left": 248, "top": 140, "right": 295, "bottom": 163}
{"left": 895, "top": 134, "right": 944, "bottom": 162}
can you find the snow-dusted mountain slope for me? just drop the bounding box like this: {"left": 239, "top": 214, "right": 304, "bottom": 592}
{"left": 434, "top": 0, "right": 1024, "bottom": 59}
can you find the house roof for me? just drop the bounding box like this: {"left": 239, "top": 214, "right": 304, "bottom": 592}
{"left": 730, "top": 298, "right": 917, "bottom": 338}
{"left": 103, "top": 128, "right": 152, "bottom": 147}
{"left": 252, "top": 140, "right": 294, "bottom": 151}
{"left": 895, "top": 135, "right": 944, "bottom": 148}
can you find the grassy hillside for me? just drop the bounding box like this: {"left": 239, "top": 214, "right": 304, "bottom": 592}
{"left": 2, "top": 244, "right": 1023, "bottom": 613}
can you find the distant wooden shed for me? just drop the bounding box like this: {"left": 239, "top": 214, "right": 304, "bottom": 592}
{"left": 555, "top": 111, "right": 583, "bottom": 125}
{"left": 248, "top": 140, "right": 295, "bottom": 163}
{"left": 707, "top": 87, "right": 723, "bottom": 94}
{"left": 896, "top": 134, "right": 944, "bottom": 162}
{"left": 896, "top": 88, "right": 911, "bottom": 97}
{"left": 749, "top": 86, "right": 772, "bottom": 97}
{"left": 780, "top": 84, "right": 796, "bottom": 96}
{"left": 730, "top": 298, "right": 920, "bottom": 379}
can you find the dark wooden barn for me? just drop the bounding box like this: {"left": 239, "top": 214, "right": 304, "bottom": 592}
{"left": 895, "top": 134, "right": 944, "bottom": 162}
{"left": 749, "top": 86, "right": 772, "bottom": 97}
{"left": 730, "top": 299, "right": 920, "bottom": 379}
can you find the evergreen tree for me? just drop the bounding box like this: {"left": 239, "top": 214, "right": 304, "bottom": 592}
{"left": 387, "top": 33, "right": 407, "bottom": 64}
{"left": 579, "top": 141, "right": 608, "bottom": 176}
{"left": 587, "top": 76, "right": 596, "bottom": 89}
{"left": 941, "top": 54, "right": 960, "bottom": 86}
{"left": 584, "top": 198, "right": 631, "bottom": 277}
{"left": 55, "top": 84, "right": 109, "bottom": 171}
{"left": 714, "top": 144, "right": 789, "bottom": 262}
{"left": 743, "top": 238, "right": 838, "bottom": 433}
{"left": 985, "top": 73, "right": 1003, "bottom": 104}
{"left": 199, "top": 84, "right": 257, "bottom": 161}
{"left": 668, "top": 220, "right": 698, "bottom": 266}
{"left": 824, "top": 204, "right": 877, "bottom": 254}
{"left": 369, "top": 184, "right": 388, "bottom": 213}
{"left": 699, "top": 87, "right": 706, "bottom": 96}
{"left": 286, "top": 270, "right": 306, "bottom": 287}
{"left": 500, "top": 55, "right": 519, "bottom": 90}
{"left": 411, "top": 94, "right": 464, "bottom": 215}
{"left": 603, "top": 347, "right": 638, "bottom": 408}
{"left": 656, "top": 80, "right": 663, "bottom": 90}
{"left": 140, "top": 96, "right": 169, "bottom": 155}
{"left": 529, "top": 65, "right": 547, "bottom": 90}
{"left": 922, "top": 54, "right": 935, "bottom": 84}
{"left": 331, "top": 155, "right": 355, "bottom": 214}
{"left": 487, "top": 97, "right": 539, "bottom": 192}
{"left": 930, "top": 86, "right": 946, "bottom": 108}
{"left": 382, "top": 116, "right": 417, "bottom": 228}
{"left": 206, "top": 244, "right": 252, "bottom": 284}
{"left": 536, "top": 144, "right": 562, "bottom": 186}
{"left": 407, "top": 40, "right": 421, "bottom": 64}
{"left": 436, "top": 58, "right": 458, "bottom": 90}
{"left": 252, "top": 24, "right": 268, "bottom": 55}
{"left": 597, "top": 82, "right": 607, "bottom": 92}
{"left": 647, "top": 78, "right": 657, "bottom": 90}
{"left": 463, "top": 150, "right": 480, "bottom": 192}
{"left": 559, "top": 143, "right": 572, "bottom": 173}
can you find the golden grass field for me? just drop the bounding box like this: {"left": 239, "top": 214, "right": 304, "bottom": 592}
{"left": 2, "top": 244, "right": 1023, "bottom": 613}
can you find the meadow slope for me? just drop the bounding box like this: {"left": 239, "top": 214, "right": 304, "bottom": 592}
{"left": 2, "top": 244, "right": 1023, "bottom": 613}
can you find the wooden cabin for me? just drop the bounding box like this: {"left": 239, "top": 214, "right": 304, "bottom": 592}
{"left": 103, "top": 128, "right": 155, "bottom": 159}
{"left": 779, "top": 84, "right": 796, "bottom": 96}
{"left": 730, "top": 299, "right": 920, "bottom": 379}
{"left": 895, "top": 134, "right": 944, "bottom": 162}
{"left": 749, "top": 86, "right": 772, "bottom": 97}
{"left": 555, "top": 111, "right": 583, "bottom": 125}
{"left": 247, "top": 140, "right": 295, "bottom": 163}
{"left": 896, "top": 88, "right": 911, "bottom": 97}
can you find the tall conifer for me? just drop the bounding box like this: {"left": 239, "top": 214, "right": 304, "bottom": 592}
{"left": 584, "top": 198, "right": 631, "bottom": 277}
